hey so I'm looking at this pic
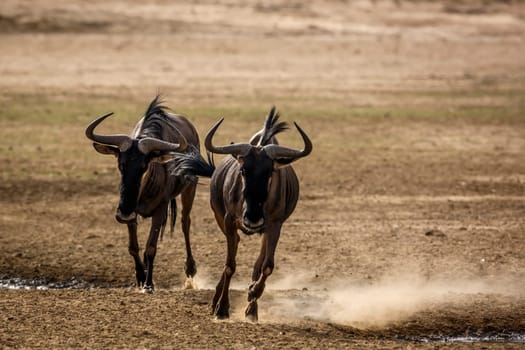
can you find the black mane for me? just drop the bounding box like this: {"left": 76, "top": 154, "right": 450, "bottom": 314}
{"left": 139, "top": 95, "right": 172, "bottom": 139}
{"left": 259, "top": 106, "right": 289, "bottom": 146}
{"left": 144, "top": 94, "right": 169, "bottom": 120}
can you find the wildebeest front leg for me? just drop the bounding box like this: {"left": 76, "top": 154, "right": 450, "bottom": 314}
{"left": 127, "top": 220, "right": 146, "bottom": 287}
{"left": 181, "top": 183, "right": 197, "bottom": 288}
{"left": 246, "top": 223, "right": 282, "bottom": 322}
{"left": 142, "top": 203, "right": 168, "bottom": 293}
{"left": 212, "top": 214, "right": 239, "bottom": 319}
{"left": 250, "top": 234, "right": 268, "bottom": 286}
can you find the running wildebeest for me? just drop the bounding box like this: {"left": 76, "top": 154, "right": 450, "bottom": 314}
{"left": 204, "top": 107, "right": 312, "bottom": 321}
{"left": 85, "top": 96, "right": 212, "bottom": 292}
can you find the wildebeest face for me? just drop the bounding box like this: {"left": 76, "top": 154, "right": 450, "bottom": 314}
{"left": 93, "top": 141, "right": 171, "bottom": 224}
{"left": 238, "top": 149, "right": 273, "bottom": 230}
{"left": 116, "top": 143, "right": 150, "bottom": 222}
{"left": 87, "top": 112, "right": 185, "bottom": 224}
{"left": 203, "top": 114, "right": 313, "bottom": 231}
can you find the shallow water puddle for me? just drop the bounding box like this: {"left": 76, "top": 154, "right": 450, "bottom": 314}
{"left": 403, "top": 334, "right": 525, "bottom": 343}
{"left": 0, "top": 277, "right": 99, "bottom": 290}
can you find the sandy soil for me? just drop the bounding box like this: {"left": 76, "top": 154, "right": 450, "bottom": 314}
{"left": 1, "top": 0, "right": 524, "bottom": 348}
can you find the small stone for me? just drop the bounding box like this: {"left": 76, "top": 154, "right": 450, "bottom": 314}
{"left": 425, "top": 229, "right": 446, "bottom": 238}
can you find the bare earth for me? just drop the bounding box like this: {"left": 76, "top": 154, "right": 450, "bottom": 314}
{"left": 0, "top": 0, "right": 524, "bottom": 349}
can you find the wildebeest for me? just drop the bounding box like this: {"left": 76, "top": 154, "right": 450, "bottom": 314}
{"left": 204, "top": 107, "right": 312, "bottom": 321}
{"left": 85, "top": 96, "right": 211, "bottom": 292}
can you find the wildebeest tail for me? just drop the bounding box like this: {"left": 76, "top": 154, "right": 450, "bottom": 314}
{"left": 169, "top": 198, "right": 177, "bottom": 234}
{"left": 169, "top": 150, "right": 215, "bottom": 178}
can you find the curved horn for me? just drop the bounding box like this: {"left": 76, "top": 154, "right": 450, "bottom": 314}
{"left": 263, "top": 122, "right": 313, "bottom": 160}
{"left": 205, "top": 118, "right": 252, "bottom": 156}
{"left": 85, "top": 112, "right": 132, "bottom": 152}
{"left": 138, "top": 137, "right": 183, "bottom": 155}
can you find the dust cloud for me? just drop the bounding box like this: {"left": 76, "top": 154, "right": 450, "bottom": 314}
{"left": 188, "top": 269, "right": 522, "bottom": 328}
{"left": 261, "top": 272, "right": 523, "bottom": 328}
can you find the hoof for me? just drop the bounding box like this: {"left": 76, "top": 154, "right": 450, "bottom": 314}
{"left": 245, "top": 313, "right": 258, "bottom": 323}
{"left": 245, "top": 301, "right": 258, "bottom": 323}
{"left": 183, "top": 277, "right": 197, "bottom": 290}
{"left": 135, "top": 272, "right": 146, "bottom": 288}
{"left": 142, "top": 285, "right": 154, "bottom": 294}
{"left": 214, "top": 313, "right": 229, "bottom": 321}
{"left": 214, "top": 305, "right": 230, "bottom": 320}
{"left": 185, "top": 259, "right": 197, "bottom": 278}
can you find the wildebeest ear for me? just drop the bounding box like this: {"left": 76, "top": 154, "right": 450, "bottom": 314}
{"left": 150, "top": 153, "right": 175, "bottom": 164}
{"left": 273, "top": 158, "right": 295, "bottom": 169}
{"left": 93, "top": 143, "right": 119, "bottom": 156}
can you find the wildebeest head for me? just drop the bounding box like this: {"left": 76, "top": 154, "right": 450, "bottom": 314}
{"left": 86, "top": 112, "right": 186, "bottom": 223}
{"left": 205, "top": 107, "right": 312, "bottom": 231}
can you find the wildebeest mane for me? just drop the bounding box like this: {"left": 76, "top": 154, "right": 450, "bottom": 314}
{"left": 139, "top": 95, "right": 174, "bottom": 139}
{"left": 258, "top": 106, "right": 289, "bottom": 146}
{"left": 145, "top": 94, "right": 169, "bottom": 119}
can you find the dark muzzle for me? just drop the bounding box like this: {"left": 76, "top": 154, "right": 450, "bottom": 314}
{"left": 242, "top": 208, "right": 265, "bottom": 231}
{"left": 115, "top": 208, "right": 137, "bottom": 224}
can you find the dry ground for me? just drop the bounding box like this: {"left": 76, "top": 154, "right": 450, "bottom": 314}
{"left": 1, "top": 0, "right": 525, "bottom": 349}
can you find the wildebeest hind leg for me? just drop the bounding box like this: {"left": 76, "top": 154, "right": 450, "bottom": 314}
{"left": 127, "top": 220, "right": 145, "bottom": 287}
